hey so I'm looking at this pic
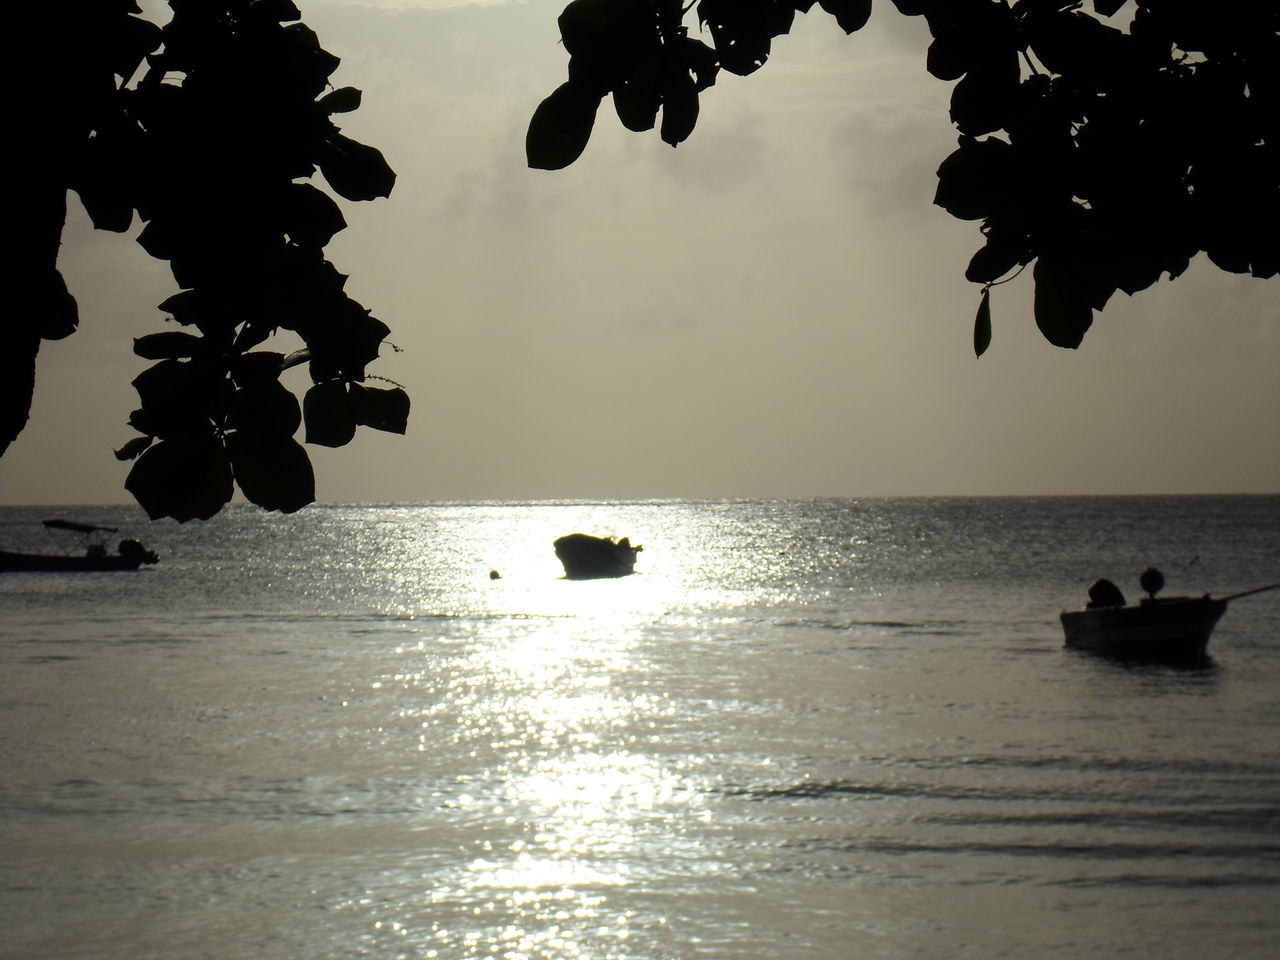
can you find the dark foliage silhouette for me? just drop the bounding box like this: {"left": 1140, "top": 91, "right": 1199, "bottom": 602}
{"left": 528, "top": 0, "right": 1279, "bottom": 354}
{"left": 9, "top": 0, "right": 405, "bottom": 521}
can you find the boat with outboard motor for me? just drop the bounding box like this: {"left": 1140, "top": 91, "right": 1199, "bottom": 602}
{"left": 1061, "top": 568, "right": 1279, "bottom": 661}
{"left": 0, "top": 519, "right": 159, "bottom": 572}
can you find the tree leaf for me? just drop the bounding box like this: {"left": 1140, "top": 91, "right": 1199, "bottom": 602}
{"left": 249, "top": 0, "right": 303, "bottom": 22}
{"left": 225, "top": 432, "right": 315, "bottom": 514}
{"left": 317, "top": 86, "right": 362, "bottom": 114}
{"left": 35, "top": 270, "right": 79, "bottom": 341}
{"left": 131, "top": 359, "right": 224, "bottom": 438}
{"left": 303, "top": 380, "right": 357, "bottom": 447}
{"left": 125, "top": 435, "right": 233, "bottom": 522}
{"left": 698, "top": 0, "right": 781, "bottom": 77}
{"left": 558, "top": 0, "right": 653, "bottom": 63}
{"left": 949, "top": 54, "right": 1018, "bottom": 137}
{"left": 280, "top": 182, "right": 347, "bottom": 247}
{"left": 230, "top": 351, "right": 287, "bottom": 389}
{"left": 71, "top": 131, "right": 136, "bottom": 232}
{"left": 660, "top": 78, "right": 700, "bottom": 148}
{"left": 133, "top": 331, "right": 205, "bottom": 360}
{"left": 933, "top": 136, "right": 1014, "bottom": 221}
{"left": 817, "top": 0, "right": 872, "bottom": 35}
{"left": 613, "top": 78, "right": 660, "bottom": 132}
{"left": 349, "top": 383, "right": 409, "bottom": 434}
{"left": 965, "top": 235, "right": 1027, "bottom": 284}
{"left": 228, "top": 382, "right": 302, "bottom": 437}
{"left": 315, "top": 134, "right": 396, "bottom": 201}
{"left": 927, "top": 36, "right": 968, "bottom": 82}
{"left": 527, "top": 80, "right": 604, "bottom": 170}
{"left": 109, "top": 14, "right": 163, "bottom": 82}
{"left": 114, "top": 435, "right": 153, "bottom": 461}
{"left": 1033, "top": 256, "right": 1094, "bottom": 349}
{"left": 973, "top": 288, "right": 992, "bottom": 358}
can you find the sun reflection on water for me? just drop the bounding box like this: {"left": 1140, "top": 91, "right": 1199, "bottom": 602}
{"left": 416, "top": 749, "right": 688, "bottom": 958}
{"left": 373, "top": 507, "right": 712, "bottom": 958}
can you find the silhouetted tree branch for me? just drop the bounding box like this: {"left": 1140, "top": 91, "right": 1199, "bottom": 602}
{"left": 528, "top": 0, "right": 1279, "bottom": 353}
{"left": 9, "top": 0, "right": 406, "bottom": 521}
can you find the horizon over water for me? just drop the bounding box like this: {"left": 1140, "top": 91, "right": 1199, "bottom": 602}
{"left": 2, "top": 495, "right": 1279, "bottom": 959}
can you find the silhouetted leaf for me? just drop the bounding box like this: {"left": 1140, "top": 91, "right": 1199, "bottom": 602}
{"left": 157, "top": 290, "right": 207, "bottom": 326}
{"left": 72, "top": 129, "right": 137, "bottom": 232}
{"left": 973, "top": 288, "right": 991, "bottom": 358}
{"left": 133, "top": 331, "right": 204, "bottom": 360}
{"left": 226, "top": 432, "right": 315, "bottom": 513}
{"left": 317, "top": 86, "right": 362, "bottom": 113}
{"left": 109, "top": 15, "right": 163, "bottom": 82}
{"left": 131, "top": 359, "right": 225, "bottom": 439}
{"left": 36, "top": 271, "right": 78, "bottom": 340}
{"left": 965, "top": 235, "right": 1026, "bottom": 284}
{"left": 926, "top": 36, "right": 967, "bottom": 81}
{"left": 228, "top": 382, "right": 301, "bottom": 437}
{"left": 1024, "top": 9, "right": 1129, "bottom": 85}
{"left": 678, "top": 36, "right": 722, "bottom": 92}
{"left": 350, "top": 383, "right": 409, "bottom": 434}
{"left": 527, "top": 81, "right": 604, "bottom": 169}
{"left": 660, "top": 77, "right": 699, "bottom": 147}
{"left": 315, "top": 134, "right": 396, "bottom": 201}
{"left": 303, "top": 380, "right": 357, "bottom": 447}
{"left": 558, "top": 0, "right": 654, "bottom": 65}
{"left": 231, "top": 351, "right": 287, "bottom": 388}
{"left": 114, "top": 435, "right": 153, "bottom": 461}
{"left": 818, "top": 0, "right": 871, "bottom": 35}
{"left": 249, "top": 0, "right": 303, "bottom": 22}
{"left": 933, "top": 136, "right": 1013, "bottom": 221}
{"left": 613, "top": 78, "right": 660, "bottom": 132}
{"left": 281, "top": 182, "right": 346, "bottom": 247}
{"left": 125, "top": 435, "right": 233, "bottom": 522}
{"left": 950, "top": 54, "right": 1018, "bottom": 137}
{"left": 698, "top": 0, "right": 792, "bottom": 77}
{"left": 136, "top": 218, "right": 179, "bottom": 260}
{"left": 1033, "top": 257, "right": 1093, "bottom": 349}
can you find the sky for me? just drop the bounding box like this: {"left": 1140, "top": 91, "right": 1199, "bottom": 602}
{"left": 2, "top": 0, "right": 1278, "bottom": 505}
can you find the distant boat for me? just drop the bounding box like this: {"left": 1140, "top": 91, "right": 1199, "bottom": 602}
{"left": 1061, "top": 577, "right": 1280, "bottom": 661}
{"left": 0, "top": 519, "right": 159, "bottom": 573}
{"left": 553, "top": 533, "right": 642, "bottom": 579}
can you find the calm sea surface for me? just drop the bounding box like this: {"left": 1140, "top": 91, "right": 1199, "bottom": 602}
{"left": 2, "top": 497, "right": 1279, "bottom": 960}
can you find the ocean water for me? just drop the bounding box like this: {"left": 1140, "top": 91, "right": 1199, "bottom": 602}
{"left": 1, "top": 496, "right": 1279, "bottom": 960}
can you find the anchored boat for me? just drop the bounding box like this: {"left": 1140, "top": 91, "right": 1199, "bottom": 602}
{"left": 0, "top": 519, "right": 159, "bottom": 572}
{"left": 1061, "top": 569, "right": 1279, "bottom": 661}
{"left": 553, "top": 533, "right": 642, "bottom": 579}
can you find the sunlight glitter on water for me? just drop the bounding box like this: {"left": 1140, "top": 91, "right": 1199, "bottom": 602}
{"left": 376, "top": 510, "right": 707, "bottom": 958}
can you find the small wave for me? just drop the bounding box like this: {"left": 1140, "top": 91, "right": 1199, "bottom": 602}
{"left": 775, "top": 618, "right": 974, "bottom": 635}
{"left": 783, "top": 836, "right": 1280, "bottom": 864}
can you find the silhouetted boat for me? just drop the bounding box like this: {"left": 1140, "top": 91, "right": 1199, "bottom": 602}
{"left": 0, "top": 519, "right": 159, "bottom": 572}
{"left": 553, "top": 533, "right": 642, "bottom": 579}
{"left": 1061, "top": 580, "right": 1280, "bottom": 661}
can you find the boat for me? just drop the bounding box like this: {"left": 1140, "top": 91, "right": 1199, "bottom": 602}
{"left": 1061, "top": 572, "right": 1280, "bottom": 661}
{"left": 0, "top": 519, "right": 159, "bottom": 572}
{"left": 553, "top": 533, "right": 642, "bottom": 579}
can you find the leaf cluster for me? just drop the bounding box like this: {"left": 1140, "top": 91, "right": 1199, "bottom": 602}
{"left": 528, "top": 0, "right": 1280, "bottom": 353}
{"left": 12, "top": 1, "right": 405, "bottom": 520}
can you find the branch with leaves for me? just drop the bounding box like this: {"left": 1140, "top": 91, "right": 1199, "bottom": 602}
{"left": 10, "top": 0, "right": 406, "bottom": 521}
{"left": 528, "top": 0, "right": 1279, "bottom": 354}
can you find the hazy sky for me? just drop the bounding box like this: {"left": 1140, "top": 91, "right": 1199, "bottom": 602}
{"left": 3, "top": 0, "right": 1277, "bottom": 505}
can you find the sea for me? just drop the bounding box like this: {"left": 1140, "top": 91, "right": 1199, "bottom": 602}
{"left": 1, "top": 496, "right": 1278, "bottom": 960}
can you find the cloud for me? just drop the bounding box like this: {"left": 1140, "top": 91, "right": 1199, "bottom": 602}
{"left": 315, "top": 0, "right": 519, "bottom": 13}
